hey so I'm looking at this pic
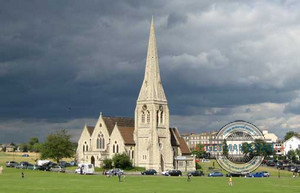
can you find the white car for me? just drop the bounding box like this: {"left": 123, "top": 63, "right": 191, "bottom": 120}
{"left": 161, "top": 170, "right": 170, "bottom": 176}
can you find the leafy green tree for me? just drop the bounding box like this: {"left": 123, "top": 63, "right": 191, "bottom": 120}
{"left": 19, "top": 143, "right": 28, "bottom": 152}
{"left": 103, "top": 158, "right": 113, "bottom": 169}
{"left": 112, "top": 153, "right": 132, "bottom": 169}
{"left": 252, "top": 139, "right": 274, "bottom": 156}
{"left": 296, "top": 149, "right": 300, "bottom": 157}
{"left": 28, "top": 137, "right": 39, "bottom": 152}
{"left": 191, "top": 143, "right": 206, "bottom": 158}
{"left": 32, "top": 143, "right": 43, "bottom": 152}
{"left": 222, "top": 140, "right": 229, "bottom": 156}
{"left": 40, "top": 130, "right": 75, "bottom": 163}
{"left": 284, "top": 131, "right": 295, "bottom": 141}
{"left": 241, "top": 142, "right": 252, "bottom": 155}
{"left": 287, "top": 150, "right": 297, "bottom": 161}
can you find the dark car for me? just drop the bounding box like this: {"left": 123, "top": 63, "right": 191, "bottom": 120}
{"left": 188, "top": 170, "right": 204, "bottom": 176}
{"left": 282, "top": 160, "right": 290, "bottom": 167}
{"left": 27, "top": 164, "right": 38, "bottom": 170}
{"left": 37, "top": 162, "right": 53, "bottom": 171}
{"left": 208, "top": 171, "right": 223, "bottom": 177}
{"left": 288, "top": 165, "right": 296, "bottom": 172}
{"left": 267, "top": 161, "right": 276, "bottom": 167}
{"left": 59, "top": 161, "right": 71, "bottom": 167}
{"left": 226, "top": 173, "right": 243, "bottom": 177}
{"left": 167, "top": 170, "right": 182, "bottom": 176}
{"left": 293, "top": 160, "right": 300, "bottom": 164}
{"left": 277, "top": 163, "right": 285, "bottom": 170}
{"left": 37, "top": 165, "right": 51, "bottom": 171}
{"left": 15, "top": 162, "right": 31, "bottom": 169}
{"left": 141, "top": 169, "right": 157, "bottom": 175}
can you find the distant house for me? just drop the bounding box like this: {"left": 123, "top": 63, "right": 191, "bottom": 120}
{"left": 2, "top": 144, "right": 15, "bottom": 152}
{"left": 284, "top": 136, "right": 300, "bottom": 155}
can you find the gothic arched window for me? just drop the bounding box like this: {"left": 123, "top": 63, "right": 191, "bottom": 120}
{"left": 113, "top": 141, "right": 119, "bottom": 154}
{"left": 97, "top": 133, "right": 105, "bottom": 149}
{"left": 146, "top": 111, "right": 150, "bottom": 123}
{"left": 141, "top": 111, "right": 145, "bottom": 123}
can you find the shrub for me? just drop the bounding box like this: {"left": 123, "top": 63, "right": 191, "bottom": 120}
{"left": 112, "top": 153, "right": 133, "bottom": 169}
{"left": 103, "top": 158, "right": 113, "bottom": 169}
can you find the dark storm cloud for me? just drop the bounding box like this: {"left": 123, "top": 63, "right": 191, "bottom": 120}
{"left": 167, "top": 13, "right": 188, "bottom": 28}
{"left": 0, "top": 0, "right": 300, "bottom": 142}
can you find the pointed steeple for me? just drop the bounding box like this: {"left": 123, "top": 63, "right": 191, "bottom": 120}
{"left": 137, "top": 17, "right": 167, "bottom": 102}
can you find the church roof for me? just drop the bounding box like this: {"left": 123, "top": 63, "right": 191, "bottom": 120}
{"left": 170, "top": 128, "right": 180, "bottom": 147}
{"left": 103, "top": 117, "right": 134, "bottom": 135}
{"left": 171, "top": 128, "right": 191, "bottom": 155}
{"left": 118, "top": 126, "right": 135, "bottom": 145}
{"left": 86, "top": 126, "right": 95, "bottom": 136}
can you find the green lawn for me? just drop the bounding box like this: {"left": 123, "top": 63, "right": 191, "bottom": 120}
{"left": 0, "top": 153, "right": 299, "bottom": 193}
{"left": 0, "top": 167, "right": 299, "bottom": 193}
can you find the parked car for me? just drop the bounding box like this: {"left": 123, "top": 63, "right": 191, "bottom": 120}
{"left": 37, "top": 165, "right": 51, "bottom": 171}
{"left": 59, "top": 161, "right": 71, "bottom": 167}
{"left": 167, "top": 170, "right": 182, "bottom": 176}
{"left": 5, "top": 161, "right": 19, "bottom": 168}
{"left": 161, "top": 170, "right": 170, "bottom": 176}
{"left": 282, "top": 160, "right": 290, "bottom": 167}
{"left": 288, "top": 165, "right": 296, "bottom": 172}
{"left": 27, "top": 164, "right": 38, "bottom": 170}
{"left": 277, "top": 162, "right": 284, "bottom": 170}
{"left": 266, "top": 161, "right": 276, "bottom": 167}
{"left": 50, "top": 165, "right": 66, "bottom": 173}
{"left": 15, "top": 162, "right": 30, "bottom": 169}
{"left": 250, "top": 172, "right": 264, "bottom": 178}
{"left": 208, "top": 171, "right": 223, "bottom": 177}
{"left": 293, "top": 160, "right": 300, "bottom": 164}
{"left": 261, "top": 171, "right": 270, "bottom": 177}
{"left": 141, "top": 169, "right": 157, "bottom": 175}
{"left": 241, "top": 170, "right": 250, "bottom": 176}
{"left": 226, "top": 173, "right": 243, "bottom": 177}
{"left": 70, "top": 161, "right": 76, "bottom": 166}
{"left": 105, "top": 168, "right": 124, "bottom": 175}
{"left": 187, "top": 170, "right": 204, "bottom": 176}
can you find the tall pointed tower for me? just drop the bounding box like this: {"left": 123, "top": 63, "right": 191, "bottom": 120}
{"left": 134, "top": 17, "right": 174, "bottom": 172}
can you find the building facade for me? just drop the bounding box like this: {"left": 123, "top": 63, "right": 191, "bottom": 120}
{"left": 76, "top": 18, "right": 195, "bottom": 172}
{"left": 284, "top": 136, "right": 300, "bottom": 155}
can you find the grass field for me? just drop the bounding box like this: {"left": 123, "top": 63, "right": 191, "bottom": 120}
{"left": 0, "top": 152, "right": 299, "bottom": 193}
{"left": 0, "top": 167, "right": 299, "bottom": 193}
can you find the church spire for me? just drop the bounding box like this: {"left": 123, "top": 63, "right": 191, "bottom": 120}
{"left": 137, "top": 17, "right": 167, "bottom": 102}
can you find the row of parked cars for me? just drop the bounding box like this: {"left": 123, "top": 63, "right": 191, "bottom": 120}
{"left": 140, "top": 168, "right": 271, "bottom": 178}
{"left": 5, "top": 160, "right": 75, "bottom": 173}
{"left": 264, "top": 159, "right": 300, "bottom": 172}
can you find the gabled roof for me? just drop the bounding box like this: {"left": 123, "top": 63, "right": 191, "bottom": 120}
{"left": 119, "top": 127, "right": 135, "bottom": 145}
{"left": 170, "top": 128, "right": 180, "bottom": 147}
{"left": 103, "top": 117, "right": 134, "bottom": 135}
{"left": 86, "top": 126, "right": 95, "bottom": 136}
{"left": 170, "top": 128, "right": 191, "bottom": 155}
{"left": 284, "top": 136, "right": 300, "bottom": 144}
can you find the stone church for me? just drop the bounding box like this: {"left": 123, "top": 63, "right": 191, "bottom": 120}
{"left": 76, "top": 18, "right": 195, "bottom": 172}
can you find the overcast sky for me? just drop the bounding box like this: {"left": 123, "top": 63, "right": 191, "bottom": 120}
{"left": 1, "top": 0, "right": 300, "bottom": 143}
